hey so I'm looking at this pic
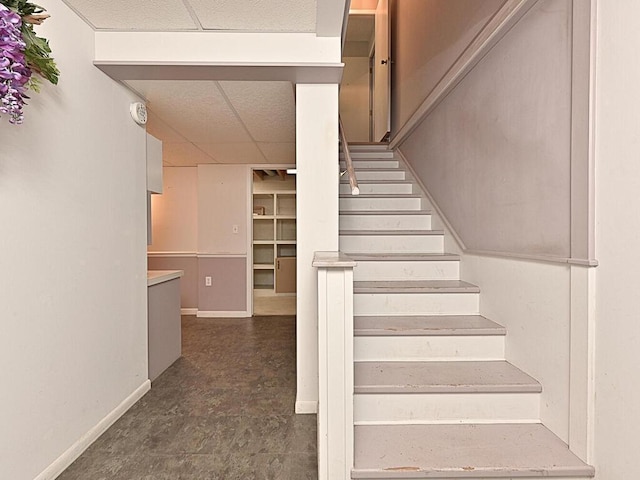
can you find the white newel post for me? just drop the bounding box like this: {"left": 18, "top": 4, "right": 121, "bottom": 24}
{"left": 314, "top": 252, "right": 356, "bottom": 480}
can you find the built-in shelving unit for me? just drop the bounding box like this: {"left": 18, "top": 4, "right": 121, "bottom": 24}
{"left": 252, "top": 172, "right": 296, "bottom": 294}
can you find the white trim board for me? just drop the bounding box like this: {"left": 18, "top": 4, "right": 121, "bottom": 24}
{"left": 147, "top": 251, "right": 197, "bottom": 258}
{"left": 181, "top": 308, "right": 198, "bottom": 316}
{"left": 34, "top": 380, "right": 150, "bottom": 480}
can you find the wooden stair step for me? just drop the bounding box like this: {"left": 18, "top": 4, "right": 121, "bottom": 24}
{"left": 354, "top": 360, "right": 540, "bottom": 394}
{"left": 353, "top": 280, "right": 479, "bottom": 294}
{"left": 354, "top": 315, "right": 505, "bottom": 337}
{"left": 352, "top": 423, "right": 594, "bottom": 479}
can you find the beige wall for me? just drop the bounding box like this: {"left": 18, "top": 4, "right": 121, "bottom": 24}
{"left": 149, "top": 167, "right": 198, "bottom": 252}
{"left": 390, "top": 0, "right": 504, "bottom": 135}
{"left": 0, "top": 1, "right": 148, "bottom": 478}
{"left": 198, "top": 164, "right": 249, "bottom": 255}
{"left": 149, "top": 165, "right": 249, "bottom": 314}
{"left": 593, "top": 0, "right": 640, "bottom": 477}
{"left": 340, "top": 57, "right": 370, "bottom": 142}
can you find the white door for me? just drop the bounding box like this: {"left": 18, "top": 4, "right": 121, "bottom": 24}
{"left": 373, "top": 0, "right": 390, "bottom": 142}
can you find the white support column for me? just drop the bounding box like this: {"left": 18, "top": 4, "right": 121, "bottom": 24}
{"left": 314, "top": 252, "right": 357, "bottom": 480}
{"left": 296, "top": 84, "right": 340, "bottom": 414}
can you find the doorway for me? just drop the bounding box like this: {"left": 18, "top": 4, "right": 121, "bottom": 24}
{"left": 251, "top": 168, "right": 297, "bottom": 316}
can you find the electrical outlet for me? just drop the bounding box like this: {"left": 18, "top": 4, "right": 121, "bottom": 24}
{"left": 232, "top": 225, "right": 239, "bottom": 234}
{"left": 205, "top": 276, "right": 212, "bottom": 287}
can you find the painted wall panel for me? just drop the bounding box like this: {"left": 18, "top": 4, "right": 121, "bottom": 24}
{"left": 462, "top": 255, "right": 571, "bottom": 442}
{"left": 197, "top": 164, "right": 249, "bottom": 255}
{"left": 149, "top": 166, "right": 198, "bottom": 252}
{"left": 147, "top": 256, "right": 198, "bottom": 309}
{"left": 198, "top": 257, "right": 247, "bottom": 312}
{"left": 0, "top": 1, "right": 148, "bottom": 478}
{"left": 390, "top": 0, "right": 504, "bottom": 134}
{"left": 400, "top": 0, "right": 572, "bottom": 257}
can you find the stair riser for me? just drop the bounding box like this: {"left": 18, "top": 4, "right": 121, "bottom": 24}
{"left": 340, "top": 183, "right": 413, "bottom": 195}
{"left": 354, "top": 335, "right": 504, "bottom": 361}
{"left": 354, "top": 393, "right": 540, "bottom": 424}
{"left": 340, "top": 151, "right": 395, "bottom": 159}
{"left": 340, "top": 235, "right": 444, "bottom": 253}
{"left": 340, "top": 214, "right": 431, "bottom": 230}
{"left": 354, "top": 293, "right": 479, "bottom": 316}
{"left": 354, "top": 261, "right": 459, "bottom": 281}
{"left": 353, "top": 170, "right": 406, "bottom": 180}
{"left": 340, "top": 197, "right": 422, "bottom": 211}
{"left": 340, "top": 160, "right": 400, "bottom": 169}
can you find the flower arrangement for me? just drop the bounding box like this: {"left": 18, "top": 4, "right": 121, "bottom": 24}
{"left": 0, "top": 0, "right": 59, "bottom": 124}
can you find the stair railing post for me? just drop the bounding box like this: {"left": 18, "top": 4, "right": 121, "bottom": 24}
{"left": 313, "top": 251, "right": 356, "bottom": 480}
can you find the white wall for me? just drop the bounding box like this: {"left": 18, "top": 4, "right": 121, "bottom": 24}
{"left": 340, "top": 57, "right": 370, "bottom": 142}
{"left": 462, "top": 256, "right": 571, "bottom": 442}
{"left": 149, "top": 166, "right": 198, "bottom": 252}
{"left": 0, "top": 1, "right": 149, "bottom": 479}
{"left": 592, "top": 0, "right": 640, "bottom": 477}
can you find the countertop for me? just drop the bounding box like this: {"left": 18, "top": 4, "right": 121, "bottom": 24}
{"left": 148, "top": 270, "right": 184, "bottom": 287}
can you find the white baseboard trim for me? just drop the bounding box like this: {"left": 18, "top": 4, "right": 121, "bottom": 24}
{"left": 196, "top": 310, "right": 251, "bottom": 318}
{"left": 34, "top": 380, "right": 151, "bottom": 480}
{"left": 181, "top": 308, "right": 198, "bottom": 315}
{"left": 295, "top": 400, "right": 318, "bottom": 414}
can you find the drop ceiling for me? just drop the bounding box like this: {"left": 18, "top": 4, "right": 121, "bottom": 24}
{"left": 61, "top": 0, "right": 335, "bottom": 167}
{"left": 127, "top": 80, "right": 296, "bottom": 166}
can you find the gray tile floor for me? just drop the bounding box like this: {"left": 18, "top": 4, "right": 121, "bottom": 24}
{"left": 58, "top": 315, "right": 317, "bottom": 480}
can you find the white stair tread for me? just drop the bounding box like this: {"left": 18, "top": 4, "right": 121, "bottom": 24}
{"left": 341, "top": 230, "right": 444, "bottom": 236}
{"left": 354, "top": 361, "right": 541, "bottom": 394}
{"left": 354, "top": 280, "right": 479, "bottom": 294}
{"left": 340, "top": 180, "right": 413, "bottom": 184}
{"left": 354, "top": 315, "right": 505, "bottom": 336}
{"left": 353, "top": 423, "right": 594, "bottom": 478}
{"left": 340, "top": 194, "right": 422, "bottom": 199}
{"left": 340, "top": 210, "right": 431, "bottom": 216}
{"left": 347, "top": 253, "right": 459, "bottom": 262}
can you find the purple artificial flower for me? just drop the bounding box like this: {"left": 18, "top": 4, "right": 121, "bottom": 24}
{"left": 0, "top": 3, "right": 30, "bottom": 124}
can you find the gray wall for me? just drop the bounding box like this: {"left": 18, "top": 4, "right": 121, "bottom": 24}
{"left": 147, "top": 256, "right": 198, "bottom": 309}
{"left": 393, "top": 0, "right": 578, "bottom": 259}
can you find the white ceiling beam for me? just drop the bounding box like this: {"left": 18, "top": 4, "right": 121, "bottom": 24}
{"left": 317, "top": 0, "right": 350, "bottom": 37}
{"left": 95, "top": 31, "right": 340, "bottom": 64}
{"left": 94, "top": 31, "right": 343, "bottom": 83}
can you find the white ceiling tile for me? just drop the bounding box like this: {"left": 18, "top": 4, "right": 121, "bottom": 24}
{"left": 258, "top": 142, "right": 296, "bottom": 164}
{"left": 163, "top": 142, "right": 218, "bottom": 166}
{"left": 145, "top": 111, "right": 190, "bottom": 143}
{"left": 198, "top": 143, "right": 267, "bottom": 164}
{"left": 188, "top": 0, "right": 317, "bottom": 32}
{"left": 62, "top": 0, "right": 197, "bottom": 30}
{"left": 220, "top": 81, "right": 295, "bottom": 142}
{"left": 127, "top": 80, "right": 252, "bottom": 144}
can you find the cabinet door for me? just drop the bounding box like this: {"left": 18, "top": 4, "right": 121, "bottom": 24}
{"left": 275, "top": 257, "right": 296, "bottom": 293}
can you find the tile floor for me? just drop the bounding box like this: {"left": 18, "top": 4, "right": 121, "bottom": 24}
{"left": 58, "top": 315, "right": 317, "bottom": 480}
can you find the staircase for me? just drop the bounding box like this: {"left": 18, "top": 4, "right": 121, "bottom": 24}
{"left": 338, "top": 144, "right": 594, "bottom": 479}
